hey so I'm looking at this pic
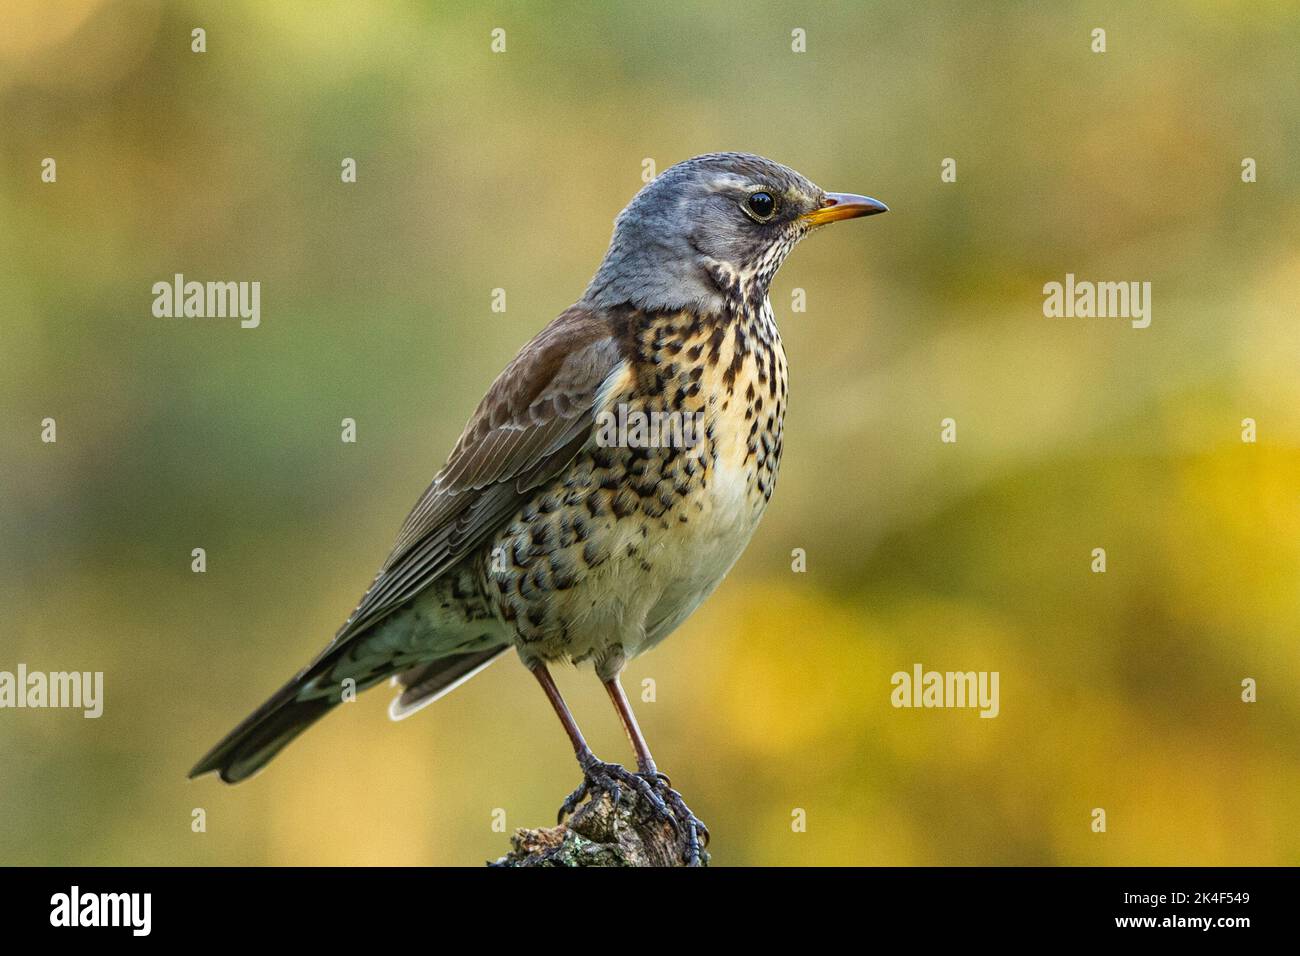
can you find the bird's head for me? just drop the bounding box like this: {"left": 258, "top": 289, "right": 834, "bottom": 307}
{"left": 584, "top": 152, "right": 887, "bottom": 315}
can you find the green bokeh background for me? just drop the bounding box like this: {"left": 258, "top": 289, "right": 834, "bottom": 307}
{"left": 1, "top": 0, "right": 1297, "bottom": 865}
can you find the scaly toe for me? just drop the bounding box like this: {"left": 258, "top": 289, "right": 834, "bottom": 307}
{"left": 557, "top": 779, "right": 591, "bottom": 824}
{"left": 558, "top": 758, "right": 635, "bottom": 822}
{"left": 637, "top": 771, "right": 709, "bottom": 865}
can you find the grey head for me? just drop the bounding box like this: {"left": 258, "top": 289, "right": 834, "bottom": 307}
{"left": 582, "top": 151, "right": 887, "bottom": 316}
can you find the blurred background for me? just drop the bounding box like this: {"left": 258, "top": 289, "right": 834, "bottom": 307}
{"left": 1, "top": 0, "right": 1298, "bottom": 866}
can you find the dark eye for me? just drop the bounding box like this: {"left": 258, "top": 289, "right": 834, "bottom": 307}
{"left": 746, "top": 191, "right": 775, "bottom": 220}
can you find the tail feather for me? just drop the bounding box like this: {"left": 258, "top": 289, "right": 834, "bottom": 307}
{"left": 389, "top": 647, "right": 508, "bottom": 720}
{"left": 188, "top": 674, "right": 345, "bottom": 784}
{"left": 190, "top": 646, "right": 509, "bottom": 784}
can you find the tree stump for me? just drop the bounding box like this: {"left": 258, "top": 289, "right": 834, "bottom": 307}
{"left": 491, "top": 787, "right": 709, "bottom": 867}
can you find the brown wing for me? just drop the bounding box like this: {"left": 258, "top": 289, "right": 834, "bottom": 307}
{"left": 328, "top": 305, "right": 629, "bottom": 648}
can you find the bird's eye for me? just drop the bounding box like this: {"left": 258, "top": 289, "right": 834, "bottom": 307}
{"left": 745, "top": 191, "right": 776, "bottom": 221}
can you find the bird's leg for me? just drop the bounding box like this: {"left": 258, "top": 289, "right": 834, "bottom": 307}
{"left": 529, "top": 663, "right": 671, "bottom": 826}
{"left": 603, "top": 673, "right": 659, "bottom": 777}
{"left": 603, "top": 675, "right": 710, "bottom": 865}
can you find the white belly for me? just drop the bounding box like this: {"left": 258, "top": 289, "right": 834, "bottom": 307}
{"left": 520, "top": 307, "right": 787, "bottom": 673}
{"left": 637, "top": 455, "right": 766, "bottom": 652}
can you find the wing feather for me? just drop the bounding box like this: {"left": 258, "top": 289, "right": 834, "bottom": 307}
{"left": 326, "top": 305, "right": 630, "bottom": 651}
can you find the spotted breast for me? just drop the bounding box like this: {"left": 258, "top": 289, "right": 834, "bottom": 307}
{"left": 480, "top": 298, "right": 787, "bottom": 680}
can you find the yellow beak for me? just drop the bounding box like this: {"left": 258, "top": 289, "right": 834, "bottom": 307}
{"left": 801, "top": 192, "right": 889, "bottom": 227}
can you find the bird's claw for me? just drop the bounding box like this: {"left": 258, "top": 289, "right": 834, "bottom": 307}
{"left": 558, "top": 757, "right": 672, "bottom": 823}
{"left": 646, "top": 772, "right": 709, "bottom": 865}
{"left": 556, "top": 779, "right": 591, "bottom": 823}
{"left": 557, "top": 758, "right": 708, "bottom": 866}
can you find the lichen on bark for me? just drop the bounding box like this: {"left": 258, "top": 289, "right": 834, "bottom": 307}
{"left": 491, "top": 787, "right": 709, "bottom": 867}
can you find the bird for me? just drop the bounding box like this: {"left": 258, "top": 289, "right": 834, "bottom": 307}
{"left": 189, "top": 152, "right": 886, "bottom": 864}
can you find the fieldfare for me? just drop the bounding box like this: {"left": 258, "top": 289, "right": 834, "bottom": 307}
{"left": 190, "top": 152, "right": 887, "bottom": 864}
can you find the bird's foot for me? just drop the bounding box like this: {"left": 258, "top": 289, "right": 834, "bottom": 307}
{"left": 557, "top": 757, "right": 709, "bottom": 866}
{"left": 558, "top": 755, "right": 672, "bottom": 824}
{"left": 642, "top": 771, "right": 709, "bottom": 866}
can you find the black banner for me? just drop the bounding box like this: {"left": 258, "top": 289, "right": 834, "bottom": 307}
{"left": 0, "top": 867, "right": 1285, "bottom": 940}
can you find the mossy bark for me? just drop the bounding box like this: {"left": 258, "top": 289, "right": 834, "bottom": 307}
{"left": 491, "top": 788, "right": 709, "bottom": 867}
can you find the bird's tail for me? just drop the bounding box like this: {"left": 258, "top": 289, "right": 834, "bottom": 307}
{"left": 189, "top": 647, "right": 507, "bottom": 784}
{"left": 388, "top": 647, "right": 508, "bottom": 720}
{"left": 188, "top": 669, "right": 349, "bottom": 784}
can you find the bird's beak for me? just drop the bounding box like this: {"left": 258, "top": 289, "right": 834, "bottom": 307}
{"left": 801, "top": 192, "right": 889, "bottom": 227}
